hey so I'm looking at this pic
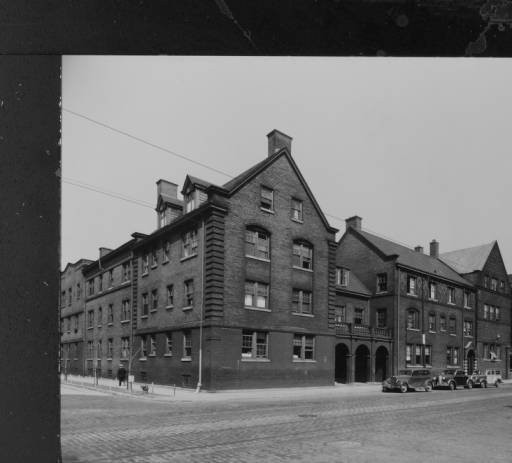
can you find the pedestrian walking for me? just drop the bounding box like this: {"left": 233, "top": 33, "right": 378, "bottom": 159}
{"left": 117, "top": 364, "right": 127, "bottom": 387}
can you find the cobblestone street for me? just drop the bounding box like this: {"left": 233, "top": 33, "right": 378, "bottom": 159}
{"left": 62, "top": 384, "right": 512, "bottom": 462}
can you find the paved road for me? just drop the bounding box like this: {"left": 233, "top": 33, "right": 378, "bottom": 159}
{"left": 62, "top": 384, "right": 512, "bottom": 462}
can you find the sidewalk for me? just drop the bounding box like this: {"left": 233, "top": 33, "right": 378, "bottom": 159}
{"left": 61, "top": 374, "right": 382, "bottom": 402}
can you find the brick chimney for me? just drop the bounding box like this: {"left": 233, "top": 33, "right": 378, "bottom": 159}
{"left": 430, "top": 239, "right": 439, "bottom": 258}
{"left": 414, "top": 246, "right": 424, "bottom": 253}
{"left": 156, "top": 179, "right": 183, "bottom": 229}
{"left": 99, "top": 247, "right": 112, "bottom": 258}
{"left": 267, "top": 129, "right": 292, "bottom": 156}
{"left": 156, "top": 179, "right": 178, "bottom": 200}
{"left": 345, "top": 215, "right": 362, "bottom": 231}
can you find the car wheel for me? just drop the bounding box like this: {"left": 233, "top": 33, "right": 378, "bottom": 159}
{"left": 467, "top": 380, "right": 473, "bottom": 389}
{"left": 482, "top": 381, "right": 487, "bottom": 388}
{"left": 400, "top": 384, "right": 408, "bottom": 393}
{"left": 425, "top": 382, "right": 432, "bottom": 392}
{"left": 449, "top": 381, "right": 456, "bottom": 391}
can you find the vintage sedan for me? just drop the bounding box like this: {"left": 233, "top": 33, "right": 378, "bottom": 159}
{"left": 468, "top": 370, "right": 489, "bottom": 388}
{"left": 382, "top": 369, "right": 435, "bottom": 393}
{"left": 433, "top": 369, "right": 474, "bottom": 390}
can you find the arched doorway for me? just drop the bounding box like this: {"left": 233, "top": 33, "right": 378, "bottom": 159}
{"left": 355, "top": 345, "right": 370, "bottom": 383}
{"left": 466, "top": 350, "right": 476, "bottom": 374}
{"left": 335, "top": 343, "right": 350, "bottom": 383}
{"left": 375, "top": 346, "right": 389, "bottom": 382}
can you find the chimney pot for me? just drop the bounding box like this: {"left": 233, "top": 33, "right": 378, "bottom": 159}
{"left": 345, "top": 215, "right": 362, "bottom": 231}
{"left": 430, "top": 239, "right": 439, "bottom": 258}
{"left": 414, "top": 246, "right": 424, "bottom": 253}
{"left": 267, "top": 129, "right": 292, "bottom": 156}
{"left": 156, "top": 179, "right": 178, "bottom": 200}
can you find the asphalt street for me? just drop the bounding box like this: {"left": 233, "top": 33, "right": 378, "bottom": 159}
{"left": 61, "top": 383, "right": 512, "bottom": 462}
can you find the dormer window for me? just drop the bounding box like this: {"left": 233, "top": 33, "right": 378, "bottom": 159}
{"left": 260, "top": 186, "right": 274, "bottom": 211}
{"left": 336, "top": 267, "right": 349, "bottom": 286}
{"left": 185, "top": 192, "right": 196, "bottom": 213}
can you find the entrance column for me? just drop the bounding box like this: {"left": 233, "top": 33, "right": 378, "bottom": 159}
{"left": 370, "top": 342, "right": 375, "bottom": 382}
{"left": 348, "top": 354, "right": 354, "bottom": 383}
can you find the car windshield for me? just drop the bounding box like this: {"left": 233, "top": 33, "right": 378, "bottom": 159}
{"left": 398, "top": 370, "right": 412, "bottom": 375}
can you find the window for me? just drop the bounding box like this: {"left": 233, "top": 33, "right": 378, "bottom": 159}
{"left": 491, "top": 278, "right": 498, "bottom": 291}
{"left": 406, "top": 309, "right": 419, "bottom": 330}
{"left": 76, "top": 283, "right": 81, "bottom": 300}
{"left": 182, "top": 331, "right": 192, "bottom": 359}
{"left": 336, "top": 267, "right": 349, "bottom": 286}
{"left": 291, "top": 198, "right": 303, "bottom": 222}
{"left": 448, "top": 316, "right": 456, "bottom": 335}
{"left": 140, "top": 336, "right": 148, "bottom": 358}
{"left": 428, "top": 313, "right": 436, "bottom": 332}
{"left": 484, "top": 275, "right": 489, "bottom": 288}
{"left": 87, "top": 279, "right": 94, "bottom": 296}
{"left": 107, "top": 304, "right": 113, "bottom": 324}
{"left": 122, "top": 262, "right": 131, "bottom": 282}
{"left": 293, "top": 241, "right": 313, "bottom": 270}
{"left": 424, "top": 345, "right": 431, "bottom": 366}
{"left": 166, "top": 285, "right": 174, "bottom": 308}
{"left": 98, "top": 275, "right": 103, "bottom": 292}
{"left": 97, "top": 340, "right": 102, "bottom": 357}
{"left": 142, "top": 254, "right": 149, "bottom": 275}
{"left": 149, "top": 335, "right": 156, "bottom": 356}
{"left": 61, "top": 290, "right": 66, "bottom": 307}
{"left": 484, "top": 304, "right": 489, "bottom": 319}
{"left": 463, "top": 291, "right": 471, "bottom": 308}
{"left": 184, "top": 280, "right": 194, "bottom": 307}
{"left": 244, "top": 281, "right": 269, "bottom": 309}
{"left": 97, "top": 307, "right": 102, "bottom": 326}
{"left": 484, "top": 343, "right": 501, "bottom": 360}
{"left": 151, "top": 249, "right": 158, "bottom": 268}
{"left": 293, "top": 335, "right": 315, "bottom": 360}
{"left": 429, "top": 282, "right": 437, "bottom": 300}
{"left": 185, "top": 191, "right": 196, "bottom": 213}
{"left": 448, "top": 287, "right": 455, "bottom": 304}
{"left": 151, "top": 289, "right": 158, "bottom": 311}
{"left": 464, "top": 320, "right": 473, "bottom": 337}
{"left": 407, "top": 275, "right": 417, "bottom": 295}
{"left": 406, "top": 344, "right": 432, "bottom": 366}
{"left": 87, "top": 310, "right": 94, "bottom": 328}
{"left": 377, "top": 273, "right": 388, "bottom": 292}
{"left": 182, "top": 230, "right": 198, "bottom": 258}
{"left": 415, "top": 345, "right": 422, "bottom": 365}
{"left": 141, "top": 293, "right": 149, "bottom": 316}
{"left": 260, "top": 186, "right": 274, "bottom": 211}
{"left": 107, "top": 338, "right": 113, "bottom": 358}
{"left": 73, "top": 316, "right": 79, "bottom": 333}
{"left": 245, "top": 229, "right": 270, "bottom": 260}
{"left": 500, "top": 280, "right": 505, "bottom": 292}
{"left": 490, "top": 305, "right": 495, "bottom": 321}
{"left": 446, "top": 346, "right": 459, "bottom": 365}
{"left": 354, "top": 307, "right": 366, "bottom": 325}
{"left": 68, "top": 288, "right": 72, "bottom": 305}
{"left": 377, "top": 309, "right": 387, "bottom": 328}
{"left": 241, "top": 330, "right": 268, "bottom": 359}
{"left": 335, "top": 305, "right": 346, "bottom": 325}
{"left": 163, "top": 241, "right": 170, "bottom": 263}
{"left": 496, "top": 306, "right": 500, "bottom": 321}
{"left": 121, "top": 299, "right": 130, "bottom": 321}
{"left": 165, "top": 333, "right": 172, "bottom": 356}
{"left": 292, "top": 289, "right": 312, "bottom": 314}
{"left": 440, "top": 314, "right": 446, "bottom": 331}
{"left": 121, "top": 337, "right": 129, "bottom": 359}
{"left": 87, "top": 341, "right": 94, "bottom": 358}
{"left": 108, "top": 269, "right": 114, "bottom": 288}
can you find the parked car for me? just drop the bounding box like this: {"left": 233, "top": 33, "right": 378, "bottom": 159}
{"left": 382, "top": 369, "right": 435, "bottom": 393}
{"left": 433, "top": 369, "right": 474, "bottom": 390}
{"left": 485, "top": 369, "right": 503, "bottom": 387}
{"left": 468, "top": 370, "right": 488, "bottom": 388}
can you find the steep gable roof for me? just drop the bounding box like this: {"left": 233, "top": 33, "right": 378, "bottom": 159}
{"left": 350, "top": 229, "right": 471, "bottom": 286}
{"left": 181, "top": 175, "right": 217, "bottom": 194}
{"left": 439, "top": 242, "right": 496, "bottom": 274}
{"left": 337, "top": 270, "right": 371, "bottom": 297}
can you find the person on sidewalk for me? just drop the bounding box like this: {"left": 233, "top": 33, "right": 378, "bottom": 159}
{"left": 116, "top": 364, "right": 127, "bottom": 387}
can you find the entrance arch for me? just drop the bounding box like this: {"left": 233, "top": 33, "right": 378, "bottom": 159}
{"left": 466, "top": 349, "right": 476, "bottom": 374}
{"left": 335, "top": 343, "right": 350, "bottom": 383}
{"left": 355, "top": 345, "right": 370, "bottom": 383}
{"left": 375, "top": 346, "right": 389, "bottom": 382}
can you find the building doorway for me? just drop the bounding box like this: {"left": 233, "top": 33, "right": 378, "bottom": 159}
{"left": 375, "top": 346, "right": 389, "bottom": 382}
{"left": 466, "top": 350, "right": 476, "bottom": 374}
{"left": 335, "top": 343, "right": 350, "bottom": 383}
{"left": 354, "top": 345, "right": 370, "bottom": 382}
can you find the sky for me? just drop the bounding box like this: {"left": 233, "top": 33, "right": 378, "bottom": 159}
{"left": 62, "top": 56, "right": 512, "bottom": 272}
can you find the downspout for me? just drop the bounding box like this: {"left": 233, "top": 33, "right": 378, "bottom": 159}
{"left": 195, "top": 218, "right": 206, "bottom": 393}
{"left": 128, "top": 250, "right": 134, "bottom": 390}
{"left": 396, "top": 266, "right": 400, "bottom": 375}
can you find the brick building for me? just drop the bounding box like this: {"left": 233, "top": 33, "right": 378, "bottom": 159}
{"left": 440, "top": 242, "right": 511, "bottom": 378}
{"left": 336, "top": 217, "right": 478, "bottom": 380}
{"left": 59, "top": 258, "right": 93, "bottom": 375}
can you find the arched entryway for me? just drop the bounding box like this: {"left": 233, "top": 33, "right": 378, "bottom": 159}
{"left": 375, "top": 346, "right": 389, "bottom": 382}
{"left": 354, "top": 345, "right": 370, "bottom": 383}
{"left": 466, "top": 350, "right": 476, "bottom": 374}
{"left": 335, "top": 343, "right": 350, "bottom": 383}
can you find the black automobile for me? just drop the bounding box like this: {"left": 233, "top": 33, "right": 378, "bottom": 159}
{"left": 433, "top": 369, "right": 474, "bottom": 390}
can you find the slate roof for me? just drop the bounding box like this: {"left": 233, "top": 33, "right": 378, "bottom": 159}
{"left": 337, "top": 271, "right": 371, "bottom": 297}
{"left": 222, "top": 154, "right": 275, "bottom": 192}
{"left": 439, "top": 242, "right": 496, "bottom": 274}
{"left": 353, "top": 229, "right": 472, "bottom": 286}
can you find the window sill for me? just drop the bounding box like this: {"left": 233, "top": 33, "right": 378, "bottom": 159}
{"left": 181, "top": 357, "right": 192, "bottom": 362}
{"left": 292, "top": 359, "right": 316, "bottom": 363}
{"left": 291, "top": 218, "right": 304, "bottom": 224}
{"left": 140, "top": 315, "right": 148, "bottom": 319}
{"left": 464, "top": 335, "right": 473, "bottom": 338}
{"left": 244, "top": 306, "right": 271, "bottom": 312}
{"left": 292, "top": 312, "right": 314, "bottom": 318}
{"left": 292, "top": 266, "right": 313, "bottom": 273}
{"left": 139, "top": 358, "right": 147, "bottom": 361}
{"left": 447, "top": 302, "right": 455, "bottom": 306}
{"left": 182, "top": 306, "right": 193, "bottom": 311}
{"left": 406, "top": 293, "right": 418, "bottom": 297}
{"left": 429, "top": 330, "right": 436, "bottom": 333}
{"left": 148, "top": 354, "right": 156, "bottom": 357}
{"left": 407, "top": 328, "right": 420, "bottom": 332}
{"left": 260, "top": 207, "right": 275, "bottom": 214}
{"left": 162, "top": 260, "right": 169, "bottom": 265}
{"left": 97, "top": 325, "right": 102, "bottom": 329}
{"left": 376, "top": 291, "right": 388, "bottom": 295}
{"left": 107, "top": 323, "right": 113, "bottom": 327}
{"left": 164, "top": 354, "right": 173, "bottom": 357}
{"left": 87, "top": 327, "right": 93, "bottom": 330}
{"left": 150, "top": 309, "right": 157, "bottom": 313}
{"left": 151, "top": 265, "right": 157, "bottom": 269}
{"left": 180, "top": 254, "right": 197, "bottom": 263}
{"left": 241, "top": 358, "right": 270, "bottom": 362}
{"left": 449, "top": 333, "right": 457, "bottom": 336}
{"left": 107, "top": 357, "right": 113, "bottom": 361}
{"left": 428, "top": 298, "right": 438, "bottom": 302}
{"left": 121, "top": 320, "right": 130, "bottom": 324}
{"left": 166, "top": 305, "right": 174, "bottom": 310}
{"left": 245, "top": 255, "right": 270, "bottom": 263}
{"left": 121, "top": 280, "right": 131, "bottom": 285}
{"left": 141, "top": 272, "right": 149, "bottom": 278}
{"left": 464, "top": 306, "right": 472, "bottom": 310}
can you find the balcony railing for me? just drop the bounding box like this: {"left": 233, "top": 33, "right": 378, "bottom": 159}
{"left": 335, "top": 322, "right": 391, "bottom": 338}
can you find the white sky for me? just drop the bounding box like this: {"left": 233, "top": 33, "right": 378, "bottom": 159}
{"left": 62, "top": 56, "right": 512, "bottom": 272}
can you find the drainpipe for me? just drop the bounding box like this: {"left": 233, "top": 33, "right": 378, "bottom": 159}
{"left": 396, "top": 267, "right": 400, "bottom": 375}
{"left": 195, "top": 218, "right": 206, "bottom": 393}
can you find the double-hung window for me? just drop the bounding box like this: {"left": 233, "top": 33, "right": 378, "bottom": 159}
{"left": 121, "top": 299, "right": 130, "bottom": 321}
{"left": 406, "top": 309, "right": 419, "bottom": 330}
{"left": 428, "top": 313, "right": 436, "bottom": 332}
{"left": 291, "top": 198, "right": 303, "bottom": 221}
{"left": 292, "top": 289, "right": 312, "bottom": 314}
{"left": 149, "top": 335, "right": 156, "bottom": 356}
{"left": 245, "top": 229, "right": 270, "bottom": 260}
{"left": 448, "top": 316, "right": 456, "bottom": 335}
{"left": 293, "top": 242, "right": 313, "bottom": 270}
{"left": 336, "top": 267, "right": 349, "bottom": 286}
{"left": 166, "top": 285, "right": 174, "bottom": 308}
{"left": 107, "top": 304, "right": 113, "bottom": 324}
{"left": 293, "top": 335, "right": 315, "bottom": 360}
{"left": 241, "top": 330, "right": 268, "bottom": 359}
{"left": 407, "top": 275, "right": 417, "bottom": 295}
{"left": 244, "top": 281, "right": 269, "bottom": 309}
{"left": 377, "top": 308, "right": 387, "bottom": 328}
{"left": 165, "top": 334, "right": 172, "bottom": 356}
{"left": 448, "top": 287, "right": 455, "bottom": 304}
{"left": 142, "top": 254, "right": 149, "bottom": 275}
{"left": 354, "top": 307, "right": 366, "bottom": 325}
{"left": 464, "top": 320, "right": 473, "bottom": 337}
{"left": 122, "top": 262, "right": 131, "bottom": 282}
{"left": 182, "top": 230, "right": 198, "bottom": 258}
{"left": 141, "top": 293, "right": 149, "bottom": 316}
{"left": 182, "top": 331, "right": 192, "bottom": 359}
{"left": 429, "top": 282, "right": 437, "bottom": 300}
{"left": 151, "top": 289, "right": 158, "bottom": 312}
{"left": 377, "top": 273, "right": 387, "bottom": 292}
{"left": 260, "top": 186, "right": 274, "bottom": 211}
{"left": 184, "top": 280, "right": 194, "bottom": 307}
{"left": 446, "top": 346, "right": 459, "bottom": 365}
{"left": 140, "top": 336, "right": 148, "bottom": 358}
{"left": 121, "top": 337, "right": 129, "bottom": 358}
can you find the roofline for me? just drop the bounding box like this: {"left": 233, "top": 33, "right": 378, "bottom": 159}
{"left": 339, "top": 228, "right": 398, "bottom": 261}
{"left": 335, "top": 287, "right": 371, "bottom": 299}
{"left": 395, "top": 263, "right": 474, "bottom": 289}
{"left": 61, "top": 258, "right": 94, "bottom": 273}
{"left": 83, "top": 237, "right": 141, "bottom": 275}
